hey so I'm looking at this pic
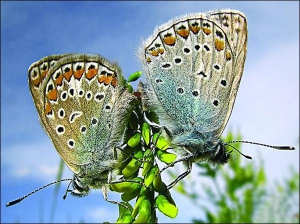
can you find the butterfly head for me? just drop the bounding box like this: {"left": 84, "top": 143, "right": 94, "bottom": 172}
{"left": 169, "top": 130, "right": 230, "bottom": 165}
{"left": 208, "top": 141, "right": 231, "bottom": 165}
{"left": 69, "top": 175, "right": 91, "bottom": 197}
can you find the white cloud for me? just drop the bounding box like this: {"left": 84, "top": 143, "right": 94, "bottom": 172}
{"left": 87, "top": 206, "right": 118, "bottom": 222}
{"left": 2, "top": 138, "right": 73, "bottom": 183}
{"left": 224, "top": 38, "right": 299, "bottom": 183}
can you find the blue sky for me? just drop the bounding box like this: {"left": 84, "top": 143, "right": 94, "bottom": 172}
{"left": 1, "top": 1, "right": 299, "bottom": 223}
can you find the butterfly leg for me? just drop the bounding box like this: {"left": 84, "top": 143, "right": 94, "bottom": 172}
{"left": 143, "top": 111, "right": 163, "bottom": 129}
{"left": 143, "top": 111, "right": 172, "bottom": 156}
{"left": 102, "top": 171, "right": 133, "bottom": 211}
{"left": 106, "top": 171, "right": 147, "bottom": 211}
{"left": 166, "top": 159, "right": 193, "bottom": 190}
{"left": 114, "top": 144, "right": 146, "bottom": 164}
{"left": 158, "top": 156, "right": 193, "bottom": 189}
{"left": 158, "top": 147, "right": 195, "bottom": 189}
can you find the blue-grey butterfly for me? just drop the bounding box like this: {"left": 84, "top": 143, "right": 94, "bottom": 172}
{"left": 138, "top": 9, "right": 294, "bottom": 188}
{"left": 7, "top": 54, "right": 137, "bottom": 206}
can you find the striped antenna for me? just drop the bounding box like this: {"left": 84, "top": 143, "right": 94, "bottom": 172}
{"left": 6, "top": 178, "right": 73, "bottom": 207}
{"left": 228, "top": 140, "right": 295, "bottom": 150}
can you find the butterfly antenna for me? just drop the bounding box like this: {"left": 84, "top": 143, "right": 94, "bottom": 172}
{"left": 6, "top": 178, "right": 73, "bottom": 207}
{"left": 62, "top": 179, "right": 74, "bottom": 200}
{"left": 228, "top": 140, "right": 295, "bottom": 150}
{"left": 225, "top": 143, "right": 252, "bottom": 159}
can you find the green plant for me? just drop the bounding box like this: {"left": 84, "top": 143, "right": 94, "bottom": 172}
{"left": 168, "top": 132, "right": 299, "bottom": 223}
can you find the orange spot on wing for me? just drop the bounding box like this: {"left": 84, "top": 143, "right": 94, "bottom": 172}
{"left": 104, "top": 75, "right": 113, "bottom": 85}
{"left": 45, "top": 102, "right": 52, "bottom": 115}
{"left": 98, "top": 73, "right": 117, "bottom": 87}
{"left": 41, "top": 70, "right": 48, "bottom": 79}
{"left": 47, "top": 89, "right": 58, "bottom": 101}
{"left": 163, "top": 36, "right": 176, "bottom": 46}
{"left": 190, "top": 25, "right": 200, "bottom": 34}
{"left": 63, "top": 69, "right": 73, "bottom": 82}
{"left": 55, "top": 74, "right": 63, "bottom": 86}
{"left": 146, "top": 57, "right": 152, "bottom": 63}
{"left": 111, "top": 76, "right": 118, "bottom": 87}
{"left": 203, "top": 27, "right": 211, "bottom": 35}
{"left": 150, "top": 50, "right": 159, "bottom": 56}
{"left": 215, "top": 39, "right": 225, "bottom": 51}
{"left": 98, "top": 75, "right": 106, "bottom": 84}
{"left": 158, "top": 48, "right": 164, "bottom": 54}
{"left": 74, "top": 68, "right": 84, "bottom": 80}
{"left": 31, "top": 78, "right": 41, "bottom": 87}
{"left": 177, "top": 29, "right": 189, "bottom": 38}
{"left": 226, "top": 51, "right": 232, "bottom": 61}
{"left": 86, "top": 68, "right": 98, "bottom": 80}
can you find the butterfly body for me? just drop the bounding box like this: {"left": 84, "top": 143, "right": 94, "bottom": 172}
{"left": 28, "top": 54, "right": 136, "bottom": 196}
{"left": 138, "top": 9, "right": 247, "bottom": 183}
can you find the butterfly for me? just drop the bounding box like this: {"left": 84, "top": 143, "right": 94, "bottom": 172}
{"left": 138, "top": 9, "right": 294, "bottom": 189}
{"left": 15, "top": 54, "right": 137, "bottom": 205}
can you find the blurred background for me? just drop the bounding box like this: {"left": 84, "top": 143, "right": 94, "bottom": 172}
{"left": 1, "top": 1, "right": 299, "bottom": 223}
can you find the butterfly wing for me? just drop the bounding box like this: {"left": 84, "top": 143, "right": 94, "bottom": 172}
{"left": 139, "top": 9, "right": 247, "bottom": 139}
{"left": 28, "top": 54, "right": 136, "bottom": 175}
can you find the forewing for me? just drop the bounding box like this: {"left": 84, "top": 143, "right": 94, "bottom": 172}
{"left": 28, "top": 54, "right": 136, "bottom": 174}
{"left": 139, "top": 9, "right": 247, "bottom": 137}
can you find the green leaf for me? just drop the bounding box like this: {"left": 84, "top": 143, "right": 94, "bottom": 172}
{"left": 152, "top": 133, "right": 170, "bottom": 150}
{"left": 117, "top": 202, "right": 133, "bottom": 223}
{"left": 110, "top": 177, "right": 142, "bottom": 193}
{"left": 127, "top": 133, "right": 142, "bottom": 148}
{"left": 157, "top": 150, "right": 177, "bottom": 164}
{"left": 153, "top": 172, "right": 163, "bottom": 193}
{"left": 121, "top": 189, "right": 140, "bottom": 202}
{"left": 126, "top": 83, "right": 133, "bottom": 93}
{"left": 155, "top": 195, "right": 178, "bottom": 218}
{"left": 142, "top": 149, "right": 154, "bottom": 176}
{"left": 144, "top": 165, "right": 159, "bottom": 187}
{"left": 122, "top": 151, "right": 143, "bottom": 177}
{"left": 127, "top": 71, "right": 142, "bottom": 82}
{"left": 132, "top": 186, "right": 148, "bottom": 218}
{"left": 133, "top": 200, "right": 151, "bottom": 223}
{"left": 142, "top": 122, "right": 151, "bottom": 145}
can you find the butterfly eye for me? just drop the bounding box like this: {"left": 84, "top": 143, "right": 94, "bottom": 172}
{"left": 56, "top": 125, "right": 65, "bottom": 135}
{"left": 91, "top": 117, "right": 98, "bottom": 127}
{"left": 192, "top": 90, "right": 199, "bottom": 97}
{"left": 85, "top": 91, "right": 93, "bottom": 100}
{"left": 213, "top": 100, "right": 219, "bottom": 107}
{"left": 220, "top": 80, "right": 227, "bottom": 87}
{"left": 203, "top": 45, "right": 210, "bottom": 52}
{"left": 104, "top": 104, "right": 112, "bottom": 112}
{"left": 174, "top": 57, "right": 182, "bottom": 65}
{"left": 68, "top": 88, "right": 75, "bottom": 97}
{"left": 58, "top": 108, "right": 65, "bottom": 119}
{"left": 61, "top": 91, "right": 68, "bottom": 101}
{"left": 214, "top": 64, "right": 221, "bottom": 70}
{"left": 197, "top": 71, "right": 207, "bottom": 77}
{"left": 69, "top": 111, "right": 83, "bottom": 123}
{"left": 161, "top": 62, "right": 172, "bottom": 69}
{"left": 177, "top": 87, "right": 184, "bottom": 94}
{"left": 78, "top": 89, "right": 84, "bottom": 97}
{"left": 67, "top": 139, "right": 75, "bottom": 149}
{"left": 94, "top": 92, "right": 105, "bottom": 102}
{"left": 183, "top": 47, "right": 191, "bottom": 54}
{"left": 80, "top": 125, "right": 87, "bottom": 134}
{"left": 194, "top": 44, "right": 201, "bottom": 51}
{"left": 155, "top": 78, "right": 163, "bottom": 84}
